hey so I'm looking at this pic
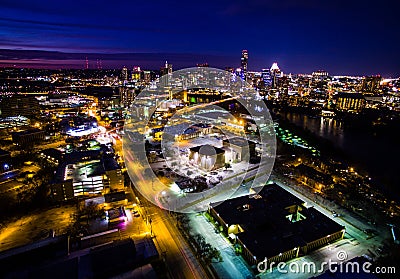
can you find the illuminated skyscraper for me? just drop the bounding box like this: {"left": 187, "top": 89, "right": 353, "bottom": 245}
{"left": 270, "top": 62, "right": 282, "bottom": 88}
{"left": 143, "top": 71, "right": 151, "bottom": 83}
{"left": 361, "top": 76, "right": 381, "bottom": 94}
{"left": 131, "top": 66, "right": 141, "bottom": 81}
{"left": 121, "top": 66, "right": 128, "bottom": 81}
{"left": 160, "top": 61, "right": 172, "bottom": 76}
{"left": 241, "top": 50, "right": 248, "bottom": 80}
{"left": 160, "top": 61, "right": 173, "bottom": 92}
{"left": 261, "top": 69, "right": 272, "bottom": 87}
{"left": 235, "top": 68, "right": 243, "bottom": 81}
{"left": 270, "top": 62, "right": 281, "bottom": 76}
{"left": 119, "top": 87, "right": 135, "bottom": 107}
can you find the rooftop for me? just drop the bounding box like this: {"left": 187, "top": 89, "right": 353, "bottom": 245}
{"left": 211, "top": 184, "right": 344, "bottom": 259}
{"left": 12, "top": 128, "right": 43, "bottom": 136}
{"left": 223, "top": 137, "right": 252, "bottom": 147}
{"left": 107, "top": 207, "right": 126, "bottom": 220}
{"left": 103, "top": 157, "right": 120, "bottom": 171}
{"left": 40, "top": 148, "right": 63, "bottom": 161}
{"left": 64, "top": 160, "right": 105, "bottom": 182}
{"left": 0, "top": 237, "right": 158, "bottom": 279}
{"left": 104, "top": 191, "right": 126, "bottom": 203}
{"left": 0, "top": 148, "right": 10, "bottom": 157}
{"left": 51, "top": 150, "right": 120, "bottom": 186}
{"left": 191, "top": 123, "right": 211, "bottom": 128}
{"left": 336, "top": 92, "right": 365, "bottom": 99}
{"left": 189, "top": 144, "right": 225, "bottom": 155}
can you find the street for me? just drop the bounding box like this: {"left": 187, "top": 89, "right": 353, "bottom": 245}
{"left": 128, "top": 186, "right": 209, "bottom": 279}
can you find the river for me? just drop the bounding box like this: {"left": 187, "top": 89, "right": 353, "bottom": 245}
{"left": 277, "top": 111, "right": 400, "bottom": 201}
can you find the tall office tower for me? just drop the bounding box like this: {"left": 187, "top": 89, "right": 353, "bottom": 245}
{"left": 361, "top": 75, "right": 382, "bottom": 94}
{"left": 160, "top": 61, "right": 173, "bottom": 76}
{"left": 235, "top": 68, "right": 243, "bottom": 81}
{"left": 261, "top": 68, "right": 272, "bottom": 87}
{"left": 166, "top": 61, "right": 173, "bottom": 74}
{"left": 241, "top": 50, "right": 248, "bottom": 80}
{"left": 119, "top": 87, "right": 135, "bottom": 107}
{"left": 143, "top": 71, "right": 151, "bottom": 83}
{"left": 121, "top": 66, "right": 128, "bottom": 81}
{"left": 131, "top": 66, "right": 141, "bottom": 81}
{"left": 160, "top": 61, "right": 173, "bottom": 87}
{"left": 270, "top": 62, "right": 282, "bottom": 88}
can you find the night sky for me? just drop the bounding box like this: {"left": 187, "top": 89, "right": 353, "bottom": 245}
{"left": 0, "top": 0, "right": 399, "bottom": 75}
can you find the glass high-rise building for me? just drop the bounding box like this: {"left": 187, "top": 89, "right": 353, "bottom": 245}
{"left": 261, "top": 68, "right": 272, "bottom": 87}
{"left": 241, "top": 50, "right": 248, "bottom": 80}
{"left": 270, "top": 62, "right": 282, "bottom": 88}
{"left": 121, "top": 66, "right": 128, "bottom": 81}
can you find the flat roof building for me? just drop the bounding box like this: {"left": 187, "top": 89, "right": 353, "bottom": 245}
{"left": 335, "top": 93, "right": 366, "bottom": 113}
{"left": 12, "top": 128, "right": 45, "bottom": 146}
{"left": 0, "top": 237, "right": 158, "bottom": 279}
{"left": 295, "top": 164, "right": 334, "bottom": 192}
{"left": 0, "top": 95, "right": 39, "bottom": 118}
{"left": 40, "top": 148, "right": 64, "bottom": 165}
{"left": 50, "top": 153, "right": 123, "bottom": 202}
{"left": 162, "top": 122, "right": 212, "bottom": 141}
{"left": 209, "top": 183, "right": 345, "bottom": 268}
{"left": 223, "top": 137, "right": 256, "bottom": 162}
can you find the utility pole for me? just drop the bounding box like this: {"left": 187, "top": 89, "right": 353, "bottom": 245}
{"left": 149, "top": 218, "right": 153, "bottom": 236}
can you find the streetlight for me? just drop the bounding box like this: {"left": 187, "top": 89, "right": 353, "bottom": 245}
{"left": 149, "top": 218, "right": 153, "bottom": 236}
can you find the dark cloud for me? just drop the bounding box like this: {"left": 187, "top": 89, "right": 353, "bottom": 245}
{"left": 0, "top": 16, "right": 180, "bottom": 34}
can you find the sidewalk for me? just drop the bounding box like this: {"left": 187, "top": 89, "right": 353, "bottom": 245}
{"left": 188, "top": 213, "right": 254, "bottom": 279}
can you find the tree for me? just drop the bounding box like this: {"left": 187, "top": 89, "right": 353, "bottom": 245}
{"left": 206, "top": 247, "right": 222, "bottom": 263}
{"left": 177, "top": 213, "right": 190, "bottom": 231}
{"left": 82, "top": 201, "right": 102, "bottom": 224}
{"left": 224, "top": 162, "right": 231, "bottom": 170}
{"left": 148, "top": 152, "right": 157, "bottom": 163}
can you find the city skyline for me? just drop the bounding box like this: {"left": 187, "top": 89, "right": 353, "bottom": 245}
{"left": 0, "top": 48, "right": 397, "bottom": 77}
{"left": 0, "top": 1, "right": 400, "bottom": 278}
{"left": 1, "top": 0, "right": 400, "bottom": 76}
{"left": 0, "top": 53, "right": 399, "bottom": 279}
